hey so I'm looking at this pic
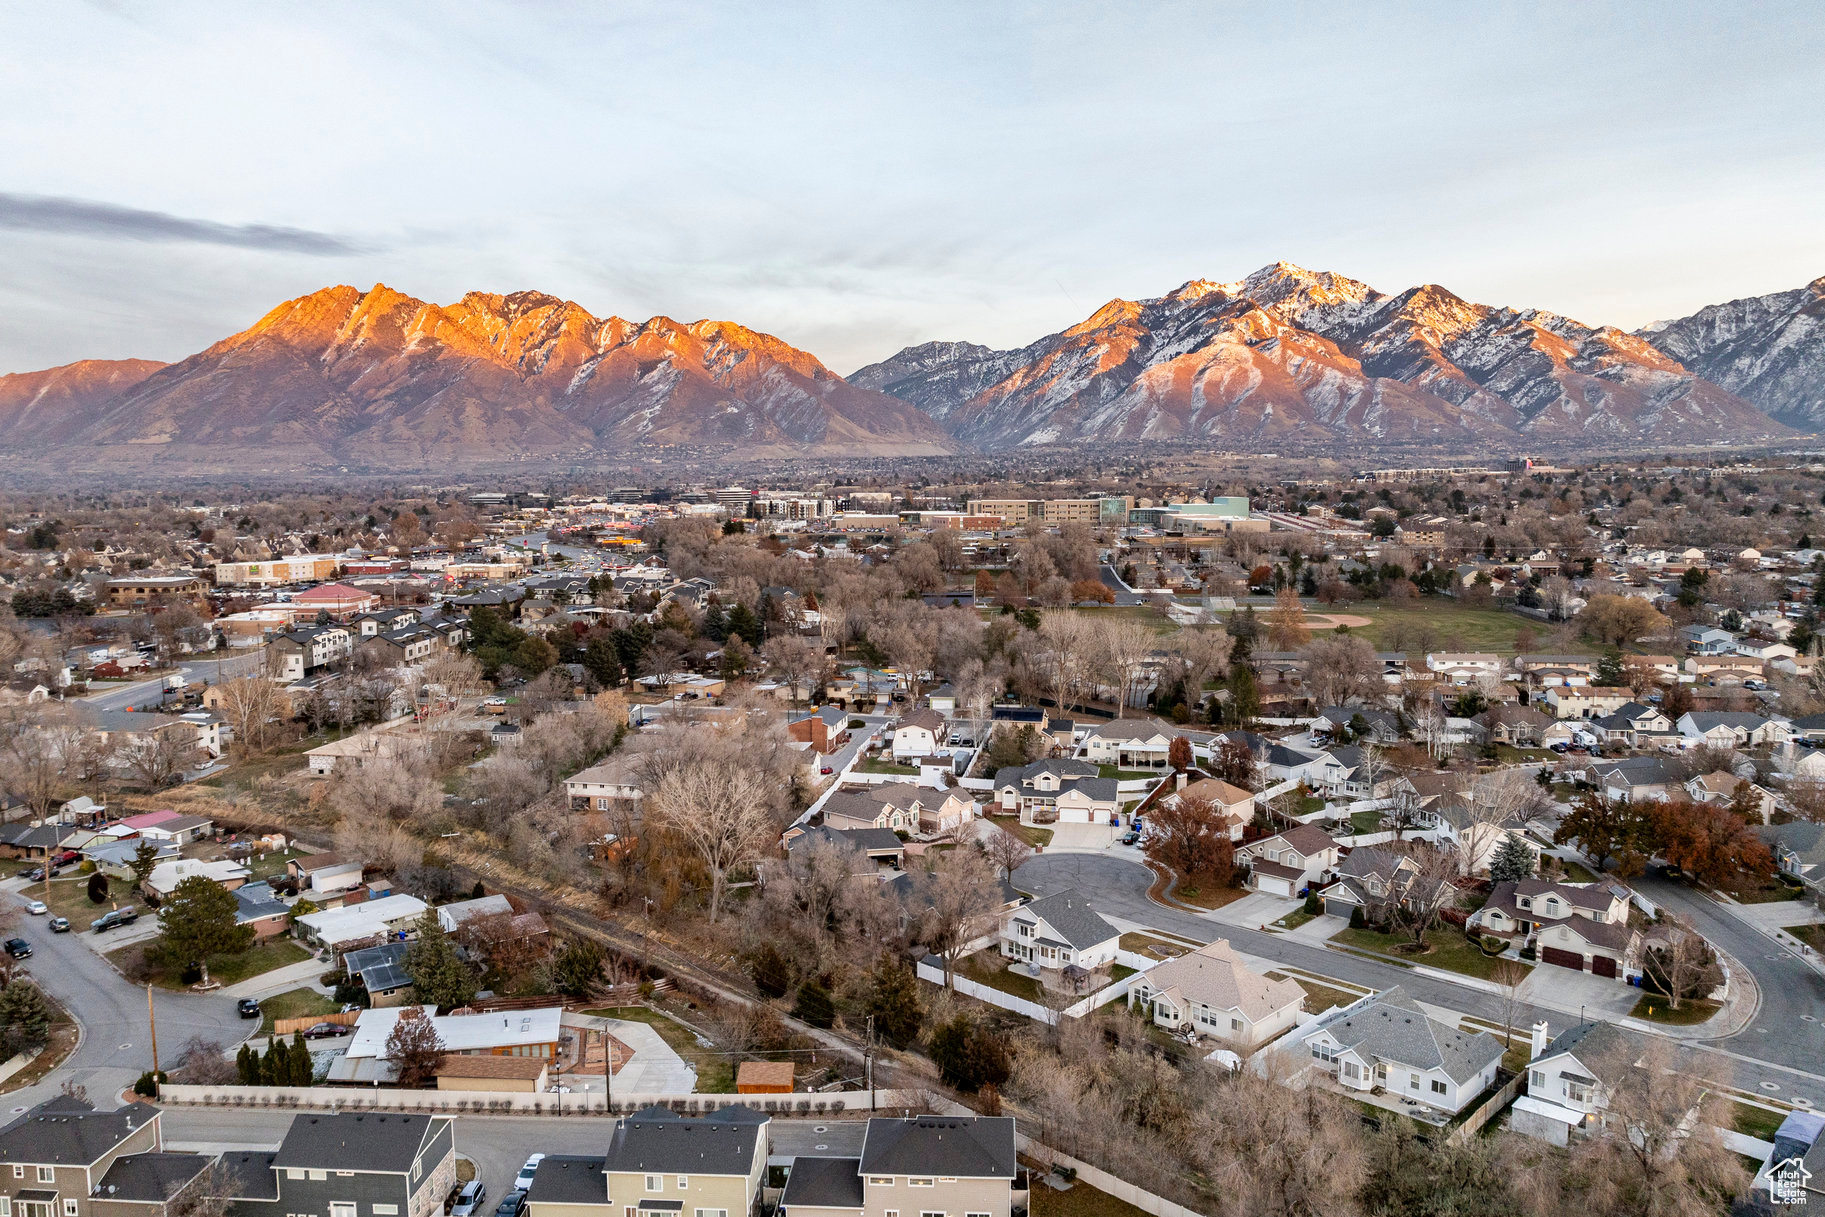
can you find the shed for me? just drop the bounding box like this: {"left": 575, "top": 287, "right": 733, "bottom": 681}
{"left": 735, "top": 1060, "right": 795, "bottom": 1094}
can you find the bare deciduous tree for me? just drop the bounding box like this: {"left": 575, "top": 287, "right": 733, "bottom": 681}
{"left": 644, "top": 747, "right": 783, "bottom": 922}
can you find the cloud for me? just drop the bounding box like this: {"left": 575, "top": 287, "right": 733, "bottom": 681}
{"left": 0, "top": 193, "right": 367, "bottom": 255}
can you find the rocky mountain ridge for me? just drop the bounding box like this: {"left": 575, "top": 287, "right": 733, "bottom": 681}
{"left": 1640, "top": 276, "right": 1825, "bottom": 428}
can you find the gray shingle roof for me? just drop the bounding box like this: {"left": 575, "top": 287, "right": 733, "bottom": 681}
{"left": 525, "top": 1155, "right": 607, "bottom": 1205}
{"left": 93, "top": 1153, "right": 212, "bottom": 1202}
{"left": 273, "top": 1113, "right": 443, "bottom": 1174}
{"left": 1312, "top": 987, "right": 1503, "bottom": 1084}
{"left": 858, "top": 1116, "right": 1016, "bottom": 1179}
{"left": 1015, "top": 890, "right": 1117, "bottom": 953}
{"left": 779, "top": 1156, "right": 865, "bottom": 1208}
{"left": 602, "top": 1108, "right": 769, "bottom": 1176}
{"left": 0, "top": 1101, "right": 159, "bottom": 1166}
{"left": 215, "top": 1151, "right": 279, "bottom": 1202}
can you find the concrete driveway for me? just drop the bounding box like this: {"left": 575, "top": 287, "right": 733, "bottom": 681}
{"left": 1044, "top": 821, "right": 1121, "bottom": 853}
{"left": 1517, "top": 962, "right": 1640, "bottom": 1021}
{"left": 1206, "top": 891, "right": 1304, "bottom": 930}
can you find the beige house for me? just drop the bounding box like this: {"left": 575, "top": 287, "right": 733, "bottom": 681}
{"left": 1127, "top": 939, "right": 1304, "bottom": 1050}
{"left": 1236, "top": 824, "right": 1339, "bottom": 896}
{"left": 779, "top": 1116, "right": 1017, "bottom": 1217}
{"left": 525, "top": 1106, "right": 769, "bottom": 1217}
{"left": 1159, "top": 777, "right": 1255, "bottom": 841}
{"left": 435, "top": 1056, "right": 549, "bottom": 1093}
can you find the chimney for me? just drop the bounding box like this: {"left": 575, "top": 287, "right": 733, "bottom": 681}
{"left": 1530, "top": 1020, "right": 1550, "bottom": 1061}
{"left": 1175, "top": 772, "right": 1188, "bottom": 792}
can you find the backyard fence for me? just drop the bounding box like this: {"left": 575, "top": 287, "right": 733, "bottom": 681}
{"left": 1445, "top": 1071, "right": 1526, "bottom": 1147}
{"left": 273, "top": 1009, "right": 360, "bottom": 1036}
{"left": 157, "top": 1083, "right": 926, "bottom": 1116}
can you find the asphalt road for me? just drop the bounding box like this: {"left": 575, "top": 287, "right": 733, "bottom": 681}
{"left": 163, "top": 1110, "right": 871, "bottom": 1203}
{"left": 2, "top": 886, "right": 255, "bottom": 1114}
{"left": 1013, "top": 852, "right": 1825, "bottom": 1102}
{"left": 81, "top": 651, "right": 269, "bottom": 713}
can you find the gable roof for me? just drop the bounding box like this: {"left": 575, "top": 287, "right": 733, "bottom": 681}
{"left": 94, "top": 1152, "right": 212, "bottom": 1202}
{"left": 525, "top": 1155, "right": 608, "bottom": 1206}
{"left": 1536, "top": 1021, "right": 1632, "bottom": 1083}
{"left": 1262, "top": 823, "right": 1338, "bottom": 858}
{"left": 1137, "top": 938, "right": 1304, "bottom": 1021}
{"left": 601, "top": 1107, "right": 770, "bottom": 1176}
{"left": 1015, "top": 890, "right": 1117, "bottom": 952}
{"left": 1308, "top": 987, "right": 1502, "bottom": 1084}
{"left": 273, "top": 1113, "right": 443, "bottom": 1174}
{"left": 0, "top": 1101, "right": 160, "bottom": 1166}
{"left": 858, "top": 1116, "right": 1016, "bottom": 1179}
{"left": 778, "top": 1156, "right": 864, "bottom": 1208}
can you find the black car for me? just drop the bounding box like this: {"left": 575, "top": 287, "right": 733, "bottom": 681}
{"left": 302, "top": 1022, "right": 352, "bottom": 1039}
{"left": 91, "top": 908, "right": 140, "bottom": 933}
{"left": 237, "top": 998, "right": 262, "bottom": 1019}
{"left": 4, "top": 938, "right": 30, "bottom": 959}
{"left": 19, "top": 866, "right": 58, "bottom": 882}
{"left": 494, "top": 1192, "right": 527, "bottom": 1217}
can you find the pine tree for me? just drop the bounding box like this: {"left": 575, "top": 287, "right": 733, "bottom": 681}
{"left": 863, "top": 956, "right": 923, "bottom": 1049}
{"left": 404, "top": 908, "right": 477, "bottom": 1011}
{"left": 236, "top": 1042, "right": 255, "bottom": 1084}
{"left": 291, "top": 1030, "right": 313, "bottom": 1085}
{"left": 1488, "top": 835, "right": 1536, "bottom": 884}
{"left": 791, "top": 980, "right": 835, "bottom": 1028}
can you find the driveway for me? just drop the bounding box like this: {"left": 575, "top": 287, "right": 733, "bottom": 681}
{"left": 1516, "top": 963, "right": 1639, "bottom": 1021}
{"left": 1044, "top": 822, "right": 1120, "bottom": 853}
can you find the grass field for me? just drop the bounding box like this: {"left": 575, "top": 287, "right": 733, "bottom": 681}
{"left": 1331, "top": 926, "right": 1515, "bottom": 980}
{"left": 956, "top": 951, "right": 1042, "bottom": 1002}
{"left": 1349, "top": 809, "right": 1384, "bottom": 835}
{"left": 109, "top": 937, "right": 312, "bottom": 991}
{"left": 1630, "top": 994, "right": 1721, "bottom": 1025}
{"left": 855, "top": 757, "right": 917, "bottom": 776}
{"left": 1169, "top": 881, "right": 1249, "bottom": 911}
{"left": 1266, "top": 972, "right": 1362, "bottom": 1013}
{"left": 1348, "top": 601, "right": 1536, "bottom": 656}
{"left": 1097, "top": 765, "right": 1159, "bottom": 781}
{"left": 1730, "top": 1101, "right": 1788, "bottom": 1141}
{"left": 582, "top": 1004, "right": 735, "bottom": 1093}
{"left": 256, "top": 987, "right": 340, "bottom": 1035}
{"left": 1272, "top": 909, "right": 1317, "bottom": 932}
{"left": 1117, "top": 932, "right": 1192, "bottom": 959}
{"left": 1785, "top": 924, "right": 1825, "bottom": 951}
{"left": 1004, "top": 821, "right": 1055, "bottom": 849}
{"left": 27, "top": 874, "right": 136, "bottom": 926}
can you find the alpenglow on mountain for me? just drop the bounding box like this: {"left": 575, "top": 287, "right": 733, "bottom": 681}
{"left": 0, "top": 285, "right": 957, "bottom": 469}
{"left": 850, "top": 262, "right": 1800, "bottom": 450}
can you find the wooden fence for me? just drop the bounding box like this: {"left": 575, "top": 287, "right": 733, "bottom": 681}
{"left": 1446, "top": 1071, "right": 1525, "bottom": 1147}
{"left": 273, "top": 1008, "right": 360, "bottom": 1036}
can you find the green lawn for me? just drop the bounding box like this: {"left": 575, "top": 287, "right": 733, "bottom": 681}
{"left": 955, "top": 951, "right": 1043, "bottom": 1002}
{"left": 1784, "top": 923, "right": 1825, "bottom": 951}
{"left": 1721, "top": 875, "right": 1803, "bottom": 904}
{"left": 1630, "top": 994, "right": 1721, "bottom": 1026}
{"left": 1331, "top": 926, "right": 1514, "bottom": 980}
{"left": 1117, "top": 932, "right": 1193, "bottom": 959}
{"left": 256, "top": 987, "right": 340, "bottom": 1035}
{"left": 582, "top": 1005, "right": 736, "bottom": 1093}
{"left": 1349, "top": 809, "right": 1384, "bottom": 835}
{"left": 1543, "top": 856, "right": 1599, "bottom": 884}
{"left": 1349, "top": 601, "right": 1535, "bottom": 656}
{"left": 1730, "top": 1101, "right": 1787, "bottom": 1141}
{"left": 1109, "top": 964, "right": 1138, "bottom": 983}
{"left": 855, "top": 757, "right": 918, "bottom": 775}
{"left": 1097, "top": 765, "right": 1161, "bottom": 781}
{"left": 244, "top": 847, "right": 306, "bottom": 882}
{"left": 1170, "top": 881, "right": 1249, "bottom": 911}
{"left": 1266, "top": 972, "right": 1363, "bottom": 1013}
{"left": 1272, "top": 909, "right": 1318, "bottom": 932}
{"left": 1004, "top": 821, "right": 1054, "bottom": 849}
{"left": 28, "top": 874, "right": 136, "bottom": 925}
{"left": 108, "top": 937, "right": 312, "bottom": 991}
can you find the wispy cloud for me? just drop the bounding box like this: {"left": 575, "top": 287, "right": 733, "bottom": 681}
{"left": 0, "top": 193, "right": 367, "bottom": 255}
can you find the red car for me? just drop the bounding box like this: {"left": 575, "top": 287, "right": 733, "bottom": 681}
{"left": 55, "top": 850, "right": 80, "bottom": 866}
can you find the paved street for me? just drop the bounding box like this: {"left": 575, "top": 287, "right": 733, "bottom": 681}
{"left": 163, "top": 1109, "right": 872, "bottom": 1205}
{"left": 1013, "top": 852, "right": 1825, "bottom": 1103}
{"left": 2, "top": 888, "right": 256, "bottom": 1114}
{"left": 79, "top": 651, "right": 269, "bottom": 713}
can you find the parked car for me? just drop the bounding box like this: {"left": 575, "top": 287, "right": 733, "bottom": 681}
{"left": 4, "top": 938, "right": 30, "bottom": 959}
{"left": 1119, "top": 830, "right": 1140, "bottom": 846}
{"left": 451, "top": 1182, "right": 487, "bottom": 1217}
{"left": 302, "top": 1022, "right": 351, "bottom": 1039}
{"left": 237, "top": 998, "right": 262, "bottom": 1019}
{"left": 494, "top": 1191, "right": 527, "bottom": 1217}
{"left": 47, "top": 917, "right": 70, "bottom": 934}
{"left": 25, "top": 901, "right": 47, "bottom": 916}
{"left": 819, "top": 766, "right": 834, "bottom": 775}
{"left": 54, "top": 850, "right": 79, "bottom": 866}
{"left": 91, "top": 907, "right": 140, "bottom": 933}
{"left": 19, "top": 867, "right": 57, "bottom": 882}
{"left": 514, "top": 1156, "right": 545, "bottom": 1191}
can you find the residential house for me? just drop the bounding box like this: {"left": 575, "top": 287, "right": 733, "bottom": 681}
{"left": 1584, "top": 755, "right": 1687, "bottom": 803}
{"left": 0, "top": 821, "right": 83, "bottom": 861}
{"left": 1758, "top": 821, "right": 1825, "bottom": 899}
{"left": 1158, "top": 777, "right": 1255, "bottom": 841}
{"left": 990, "top": 760, "right": 1118, "bottom": 826}
{"left": 1426, "top": 652, "right": 1505, "bottom": 686}
{"left": 1685, "top": 771, "right": 1776, "bottom": 821}
{"left": 1680, "top": 626, "right": 1736, "bottom": 655}
{"left": 217, "top": 1112, "right": 455, "bottom": 1217}
{"left": 342, "top": 942, "right": 414, "bottom": 1007}
{"left": 523, "top": 1106, "right": 769, "bottom": 1217}
{"left": 1000, "top": 889, "right": 1119, "bottom": 973}
{"left": 1542, "top": 687, "right": 1636, "bottom": 720}
{"left": 886, "top": 709, "right": 947, "bottom": 762}
{"left": 135, "top": 814, "right": 214, "bottom": 846}
{"left": 1318, "top": 848, "right": 1420, "bottom": 920}
{"left": 1677, "top": 711, "right": 1790, "bottom": 748}
{"left": 234, "top": 882, "right": 292, "bottom": 940}
{"left": 1077, "top": 719, "right": 1177, "bottom": 769}
{"left": 293, "top": 893, "right": 430, "bottom": 950}
{"left": 1127, "top": 938, "right": 1304, "bottom": 1050}
{"left": 362, "top": 625, "right": 440, "bottom": 666}
{"left": 1467, "top": 877, "right": 1634, "bottom": 961}
{"left": 1789, "top": 713, "right": 1825, "bottom": 744}
{"left": 784, "top": 825, "right": 905, "bottom": 872}
{"left": 1312, "top": 705, "right": 1402, "bottom": 744}
{"left": 823, "top": 786, "right": 976, "bottom": 838}
{"left": 1684, "top": 654, "right": 1765, "bottom": 684}
{"left": 0, "top": 1098, "right": 209, "bottom": 1217}
{"left": 338, "top": 1006, "right": 563, "bottom": 1081}
{"left": 268, "top": 625, "right": 353, "bottom": 683}
{"left": 785, "top": 707, "right": 850, "bottom": 755}
{"left": 1300, "top": 987, "right": 1504, "bottom": 1114}
{"left": 564, "top": 759, "right": 644, "bottom": 813}
{"left": 1590, "top": 703, "right": 1675, "bottom": 749}
{"left": 1479, "top": 704, "right": 1553, "bottom": 747}
{"left": 143, "top": 857, "right": 250, "bottom": 901}
{"left": 81, "top": 836, "right": 179, "bottom": 879}
{"left": 286, "top": 855, "right": 367, "bottom": 903}
{"left": 1236, "top": 824, "right": 1339, "bottom": 897}
{"left": 1514, "top": 1021, "right": 1630, "bottom": 1146}
{"left": 778, "top": 1116, "right": 1016, "bottom": 1217}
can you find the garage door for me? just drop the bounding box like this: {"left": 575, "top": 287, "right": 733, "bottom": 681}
{"left": 1591, "top": 954, "right": 1618, "bottom": 978}
{"left": 1254, "top": 874, "right": 1293, "bottom": 898}
{"left": 1541, "top": 946, "right": 1585, "bottom": 971}
{"left": 1057, "top": 807, "right": 1089, "bottom": 824}
{"left": 1325, "top": 897, "right": 1356, "bottom": 919}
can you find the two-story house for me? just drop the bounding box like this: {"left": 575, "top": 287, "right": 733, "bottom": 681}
{"left": 524, "top": 1106, "right": 769, "bottom": 1217}
{"left": 564, "top": 759, "right": 644, "bottom": 814}
{"left": 218, "top": 1112, "right": 455, "bottom": 1217}
{"left": 1077, "top": 720, "right": 1177, "bottom": 769}
{"left": 1127, "top": 939, "right": 1304, "bottom": 1050}
{"left": 1236, "top": 824, "right": 1339, "bottom": 897}
{"left": 822, "top": 787, "right": 976, "bottom": 839}
{"left": 991, "top": 761, "right": 1117, "bottom": 826}
{"left": 1512, "top": 1020, "right": 1629, "bottom": 1146}
{"left": 1156, "top": 777, "right": 1254, "bottom": 841}
{"left": 779, "top": 1116, "right": 1016, "bottom": 1217}
{"left": 1000, "top": 889, "right": 1118, "bottom": 974}
{"left": 268, "top": 626, "right": 353, "bottom": 684}
{"left": 1469, "top": 879, "right": 1642, "bottom": 981}
{"left": 886, "top": 709, "right": 947, "bottom": 763}
{"left": 1300, "top": 987, "right": 1503, "bottom": 1115}
{"left": 1678, "top": 712, "right": 1791, "bottom": 749}
{"left": 1318, "top": 848, "right": 1419, "bottom": 920}
{"left": 0, "top": 1098, "right": 211, "bottom": 1217}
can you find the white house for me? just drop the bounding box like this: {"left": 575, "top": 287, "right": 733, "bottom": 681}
{"left": 992, "top": 759, "right": 1120, "bottom": 825}
{"left": 1126, "top": 939, "right": 1304, "bottom": 1051}
{"left": 1513, "top": 1020, "right": 1629, "bottom": 1146}
{"left": 1677, "top": 711, "right": 1790, "bottom": 748}
{"left": 564, "top": 757, "right": 644, "bottom": 811}
{"left": 1158, "top": 776, "right": 1255, "bottom": 841}
{"left": 1000, "top": 889, "right": 1119, "bottom": 973}
{"left": 143, "top": 856, "right": 250, "bottom": 900}
{"left": 1300, "top": 986, "right": 1503, "bottom": 1115}
{"left": 1078, "top": 720, "right": 1178, "bottom": 769}
{"left": 295, "top": 893, "right": 430, "bottom": 949}
{"left": 1236, "top": 824, "right": 1339, "bottom": 897}
{"left": 887, "top": 708, "right": 947, "bottom": 762}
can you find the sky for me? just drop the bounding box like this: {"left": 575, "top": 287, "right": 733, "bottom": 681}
{"left": 1, "top": 1, "right": 1821, "bottom": 377}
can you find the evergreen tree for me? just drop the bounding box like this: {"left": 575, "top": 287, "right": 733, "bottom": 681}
{"left": 791, "top": 980, "right": 835, "bottom": 1028}
{"left": 403, "top": 908, "right": 477, "bottom": 1011}
{"left": 291, "top": 1030, "right": 313, "bottom": 1085}
{"left": 863, "top": 956, "right": 924, "bottom": 1049}
{"left": 927, "top": 1015, "right": 1011, "bottom": 1093}
{"left": 1224, "top": 664, "right": 1260, "bottom": 725}
{"left": 726, "top": 603, "right": 762, "bottom": 647}
{"left": 581, "top": 637, "right": 623, "bottom": 688}
{"left": 255, "top": 1041, "right": 276, "bottom": 1085}
{"left": 154, "top": 875, "right": 255, "bottom": 984}
{"left": 0, "top": 983, "right": 51, "bottom": 1057}
{"left": 1488, "top": 835, "right": 1536, "bottom": 884}
{"left": 553, "top": 939, "right": 607, "bottom": 998}
{"left": 1595, "top": 648, "right": 1627, "bottom": 687}
{"left": 236, "top": 1041, "right": 256, "bottom": 1085}
{"left": 748, "top": 944, "right": 793, "bottom": 999}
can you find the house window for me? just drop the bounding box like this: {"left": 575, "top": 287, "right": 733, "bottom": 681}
{"left": 694, "top": 1210, "right": 726, "bottom": 1217}
{"left": 63, "top": 1204, "right": 77, "bottom": 1217}
{"left": 645, "top": 1177, "right": 662, "bottom": 1193}
{"left": 1531, "top": 1071, "right": 1545, "bottom": 1089}
{"left": 1231, "top": 1018, "right": 1242, "bottom": 1031}
{"left": 1410, "top": 1076, "right": 1420, "bottom": 1090}
{"left": 374, "top": 1208, "right": 399, "bottom": 1215}
{"left": 921, "top": 1211, "right": 946, "bottom": 1217}
{"left": 37, "top": 1167, "right": 54, "bottom": 1183}
{"left": 677, "top": 1178, "right": 688, "bottom": 1190}
{"left": 309, "top": 1171, "right": 327, "bottom": 1182}
{"left": 909, "top": 1179, "right": 935, "bottom": 1187}
{"left": 330, "top": 1206, "right": 355, "bottom": 1217}
{"left": 1430, "top": 1080, "right": 1448, "bottom": 1096}
{"left": 288, "top": 1170, "right": 305, "bottom": 1180}
{"left": 11, "top": 1166, "right": 21, "bottom": 1179}
{"left": 868, "top": 1178, "right": 894, "bottom": 1187}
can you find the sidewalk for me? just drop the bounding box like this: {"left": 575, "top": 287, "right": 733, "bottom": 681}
{"left": 222, "top": 958, "right": 332, "bottom": 1000}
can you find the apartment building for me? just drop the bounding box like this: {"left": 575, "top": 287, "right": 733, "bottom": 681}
{"left": 779, "top": 1116, "right": 1017, "bottom": 1217}
{"left": 213, "top": 555, "right": 342, "bottom": 588}
{"left": 525, "top": 1106, "right": 770, "bottom": 1217}
{"left": 219, "top": 1113, "right": 455, "bottom": 1217}
{"left": 0, "top": 1098, "right": 210, "bottom": 1217}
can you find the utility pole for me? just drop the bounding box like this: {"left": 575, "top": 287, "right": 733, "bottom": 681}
{"left": 147, "top": 983, "right": 160, "bottom": 1078}
{"left": 865, "top": 1016, "right": 875, "bottom": 1111}
{"left": 604, "top": 1028, "right": 613, "bottom": 1112}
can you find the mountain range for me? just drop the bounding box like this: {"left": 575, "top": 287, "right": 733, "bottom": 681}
{"left": 0, "top": 264, "right": 1817, "bottom": 470}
